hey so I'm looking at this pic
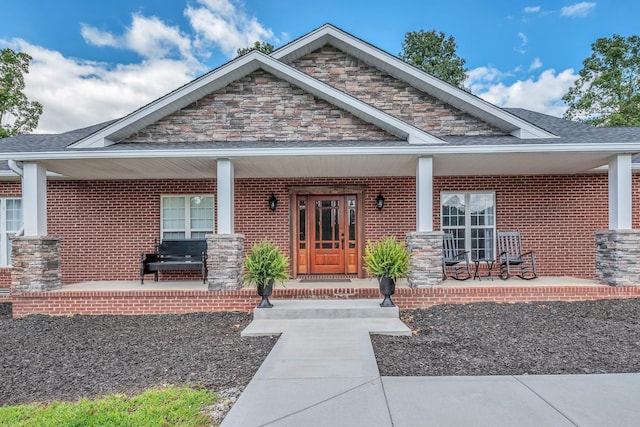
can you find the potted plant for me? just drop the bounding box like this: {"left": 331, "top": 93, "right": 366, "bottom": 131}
{"left": 363, "top": 236, "right": 411, "bottom": 307}
{"left": 243, "top": 240, "right": 290, "bottom": 308}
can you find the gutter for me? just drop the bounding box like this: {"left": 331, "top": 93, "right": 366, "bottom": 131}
{"left": 7, "top": 160, "right": 23, "bottom": 176}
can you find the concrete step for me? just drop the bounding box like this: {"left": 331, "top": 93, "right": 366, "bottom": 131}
{"left": 252, "top": 299, "right": 399, "bottom": 320}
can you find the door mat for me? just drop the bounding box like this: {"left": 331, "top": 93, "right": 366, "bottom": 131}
{"left": 299, "top": 279, "right": 352, "bottom": 283}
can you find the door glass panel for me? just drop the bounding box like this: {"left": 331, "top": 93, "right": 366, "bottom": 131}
{"left": 315, "top": 200, "right": 340, "bottom": 249}
{"left": 299, "top": 200, "right": 306, "bottom": 249}
{"left": 348, "top": 199, "right": 356, "bottom": 248}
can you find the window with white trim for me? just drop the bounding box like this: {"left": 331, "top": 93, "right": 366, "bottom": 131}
{"left": 161, "top": 195, "right": 214, "bottom": 239}
{"left": 441, "top": 192, "right": 495, "bottom": 261}
{"left": 0, "top": 198, "right": 22, "bottom": 266}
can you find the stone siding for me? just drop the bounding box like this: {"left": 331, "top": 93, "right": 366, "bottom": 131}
{"left": 406, "top": 231, "right": 444, "bottom": 288}
{"left": 595, "top": 230, "right": 640, "bottom": 286}
{"left": 291, "top": 45, "right": 505, "bottom": 137}
{"left": 123, "top": 70, "right": 399, "bottom": 143}
{"left": 11, "top": 236, "right": 61, "bottom": 293}
{"left": 207, "top": 234, "right": 244, "bottom": 290}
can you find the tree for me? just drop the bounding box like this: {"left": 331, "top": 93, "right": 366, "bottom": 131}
{"left": 563, "top": 34, "right": 640, "bottom": 126}
{"left": 0, "top": 48, "right": 43, "bottom": 138}
{"left": 399, "top": 29, "right": 468, "bottom": 88}
{"left": 236, "top": 41, "right": 275, "bottom": 57}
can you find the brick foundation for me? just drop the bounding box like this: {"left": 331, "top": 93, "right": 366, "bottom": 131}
{"left": 11, "top": 236, "right": 61, "bottom": 293}
{"left": 207, "top": 234, "right": 244, "bottom": 290}
{"left": 9, "top": 285, "right": 640, "bottom": 318}
{"left": 595, "top": 230, "right": 640, "bottom": 286}
{"left": 406, "top": 231, "right": 443, "bottom": 288}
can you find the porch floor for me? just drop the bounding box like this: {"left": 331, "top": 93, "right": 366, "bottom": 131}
{"left": 55, "top": 276, "right": 601, "bottom": 292}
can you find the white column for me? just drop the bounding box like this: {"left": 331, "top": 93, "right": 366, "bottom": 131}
{"left": 608, "top": 154, "right": 632, "bottom": 230}
{"left": 216, "top": 159, "right": 234, "bottom": 234}
{"left": 416, "top": 156, "right": 434, "bottom": 232}
{"left": 22, "top": 162, "right": 48, "bottom": 236}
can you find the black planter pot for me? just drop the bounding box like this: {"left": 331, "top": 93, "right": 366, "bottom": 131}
{"left": 256, "top": 279, "right": 274, "bottom": 308}
{"left": 379, "top": 276, "right": 396, "bottom": 307}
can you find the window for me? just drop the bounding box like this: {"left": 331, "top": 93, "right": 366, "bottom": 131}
{"left": 0, "top": 198, "right": 22, "bottom": 266}
{"left": 161, "top": 195, "right": 213, "bottom": 239}
{"left": 441, "top": 192, "right": 495, "bottom": 261}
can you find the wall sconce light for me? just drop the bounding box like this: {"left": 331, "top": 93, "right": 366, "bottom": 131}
{"left": 268, "top": 193, "right": 278, "bottom": 211}
{"left": 376, "top": 192, "right": 385, "bottom": 210}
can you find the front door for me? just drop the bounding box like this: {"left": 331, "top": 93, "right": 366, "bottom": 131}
{"left": 295, "top": 194, "right": 359, "bottom": 275}
{"left": 310, "top": 196, "right": 345, "bottom": 274}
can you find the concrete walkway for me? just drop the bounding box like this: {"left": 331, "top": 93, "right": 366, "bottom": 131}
{"left": 221, "top": 300, "right": 640, "bottom": 426}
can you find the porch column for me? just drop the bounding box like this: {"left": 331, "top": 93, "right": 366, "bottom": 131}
{"left": 595, "top": 154, "right": 639, "bottom": 286}
{"left": 11, "top": 162, "right": 61, "bottom": 292}
{"left": 23, "top": 162, "right": 48, "bottom": 236}
{"left": 406, "top": 231, "right": 443, "bottom": 288}
{"left": 416, "top": 156, "right": 433, "bottom": 232}
{"left": 608, "top": 154, "right": 632, "bottom": 230}
{"left": 217, "top": 158, "right": 234, "bottom": 234}
{"left": 207, "top": 159, "right": 244, "bottom": 290}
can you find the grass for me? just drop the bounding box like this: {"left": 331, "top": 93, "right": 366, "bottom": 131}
{"left": 0, "top": 385, "right": 216, "bottom": 427}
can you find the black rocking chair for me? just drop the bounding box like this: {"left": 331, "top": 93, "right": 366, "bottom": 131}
{"left": 443, "top": 232, "right": 471, "bottom": 280}
{"left": 497, "top": 231, "right": 537, "bottom": 280}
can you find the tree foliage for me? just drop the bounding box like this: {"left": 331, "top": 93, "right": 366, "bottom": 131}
{"left": 563, "top": 34, "right": 640, "bottom": 126}
{"left": 0, "top": 48, "right": 43, "bottom": 138}
{"left": 236, "top": 41, "right": 275, "bottom": 57}
{"left": 399, "top": 29, "right": 468, "bottom": 88}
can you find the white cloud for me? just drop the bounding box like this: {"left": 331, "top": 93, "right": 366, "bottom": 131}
{"left": 468, "top": 67, "right": 579, "bottom": 117}
{"left": 3, "top": 38, "right": 198, "bottom": 134}
{"left": 524, "top": 6, "right": 541, "bottom": 13}
{"left": 529, "top": 57, "right": 543, "bottom": 71}
{"left": 185, "top": 0, "right": 275, "bottom": 57}
{"left": 561, "top": 2, "right": 596, "bottom": 18}
{"left": 514, "top": 32, "right": 528, "bottom": 54}
{"left": 82, "top": 14, "right": 196, "bottom": 63}
{"left": 1, "top": 0, "right": 276, "bottom": 133}
{"left": 80, "top": 24, "right": 117, "bottom": 47}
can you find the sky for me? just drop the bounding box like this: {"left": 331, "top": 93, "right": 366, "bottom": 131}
{"left": 1, "top": 0, "right": 637, "bottom": 134}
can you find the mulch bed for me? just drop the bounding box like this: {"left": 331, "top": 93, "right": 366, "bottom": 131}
{"left": 372, "top": 298, "right": 640, "bottom": 376}
{"left": 2, "top": 298, "right": 640, "bottom": 409}
{"left": 0, "top": 304, "right": 276, "bottom": 407}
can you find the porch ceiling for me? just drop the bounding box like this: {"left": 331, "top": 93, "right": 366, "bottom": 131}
{"left": 37, "top": 151, "right": 616, "bottom": 180}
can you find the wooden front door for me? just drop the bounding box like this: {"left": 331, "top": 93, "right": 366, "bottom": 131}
{"left": 295, "top": 194, "right": 359, "bottom": 275}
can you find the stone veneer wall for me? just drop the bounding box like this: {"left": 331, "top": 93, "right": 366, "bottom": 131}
{"left": 207, "top": 234, "right": 244, "bottom": 290}
{"left": 122, "top": 70, "right": 399, "bottom": 143}
{"left": 291, "top": 45, "right": 505, "bottom": 137}
{"left": 595, "top": 230, "right": 640, "bottom": 286}
{"left": 11, "top": 236, "right": 61, "bottom": 292}
{"left": 406, "top": 231, "right": 444, "bottom": 288}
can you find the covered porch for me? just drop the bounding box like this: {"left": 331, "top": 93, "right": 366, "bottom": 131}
{"left": 9, "top": 149, "right": 640, "bottom": 295}
{"left": 10, "top": 276, "right": 640, "bottom": 318}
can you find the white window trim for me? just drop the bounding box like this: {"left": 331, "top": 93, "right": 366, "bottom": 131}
{"left": 441, "top": 191, "right": 496, "bottom": 260}
{"left": 160, "top": 195, "right": 214, "bottom": 240}
{"left": 0, "top": 197, "right": 22, "bottom": 266}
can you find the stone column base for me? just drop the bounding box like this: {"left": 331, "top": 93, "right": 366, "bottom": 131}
{"left": 406, "top": 231, "right": 444, "bottom": 288}
{"left": 207, "top": 234, "right": 244, "bottom": 290}
{"left": 11, "top": 236, "right": 62, "bottom": 293}
{"left": 595, "top": 230, "right": 640, "bottom": 287}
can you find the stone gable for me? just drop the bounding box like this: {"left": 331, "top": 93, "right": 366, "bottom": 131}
{"left": 122, "top": 69, "right": 399, "bottom": 143}
{"left": 291, "top": 45, "right": 506, "bottom": 137}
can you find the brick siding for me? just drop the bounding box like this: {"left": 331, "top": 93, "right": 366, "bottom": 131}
{"left": 0, "top": 173, "right": 632, "bottom": 286}
{"left": 122, "top": 70, "right": 398, "bottom": 143}
{"left": 290, "top": 46, "right": 505, "bottom": 137}
{"left": 11, "top": 285, "right": 640, "bottom": 318}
